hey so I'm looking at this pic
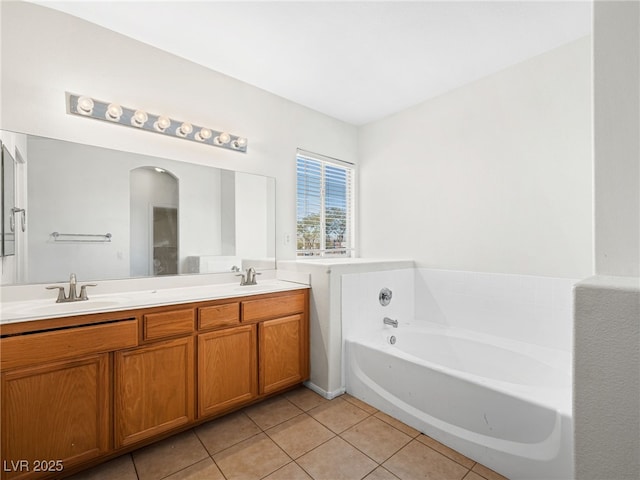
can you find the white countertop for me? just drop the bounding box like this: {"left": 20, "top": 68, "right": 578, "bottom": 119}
{"left": 0, "top": 279, "right": 309, "bottom": 325}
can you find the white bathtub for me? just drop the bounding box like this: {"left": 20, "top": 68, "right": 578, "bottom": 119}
{"left": 345, "top": 323, "right": 573, "bottom": 480}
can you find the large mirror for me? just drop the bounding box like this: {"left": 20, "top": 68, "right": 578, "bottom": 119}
{"left": 1, "top": 130, "right": 275, "bottom": 285}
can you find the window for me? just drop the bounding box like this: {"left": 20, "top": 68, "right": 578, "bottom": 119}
{"left": 296, "top": 150, "right": 354, "bottom": 257}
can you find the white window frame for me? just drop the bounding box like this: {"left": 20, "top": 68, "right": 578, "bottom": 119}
{"left": 296, "top": 149, "right": 355, "bottom": 257}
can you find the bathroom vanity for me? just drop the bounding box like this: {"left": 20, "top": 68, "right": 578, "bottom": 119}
{"left": 0, "top": 284, "right": 309, "bottom": 480}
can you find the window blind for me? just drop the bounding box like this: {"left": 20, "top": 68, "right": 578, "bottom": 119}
{"left": 296, "top": 151, "right": 353, "bottom": 257}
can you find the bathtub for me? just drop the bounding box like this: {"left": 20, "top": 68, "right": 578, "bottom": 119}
{"left": 345, "top": 323, "right": 573, "bottom": 480}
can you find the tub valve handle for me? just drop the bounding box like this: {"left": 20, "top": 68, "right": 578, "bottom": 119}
{"left": 379, "top": 288, "right": 393, "bottom": 306}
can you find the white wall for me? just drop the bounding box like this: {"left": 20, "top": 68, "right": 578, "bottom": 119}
{"left": 593, "top": 1, "right": 640, "bottom": 278}
{"left": 235, "top": 173, "right": 268, "bottom": 260}
{"left": 574, "top": 277, "right": 639, "bottom": 480}
{"left": 358, "top": 37, "right": 593, "bottom": 279}
{"left": 0, "top": 1, "right": 358, "bottom": 267}
{"left": 574, "top": 2, "right": 640, "bottom": 479}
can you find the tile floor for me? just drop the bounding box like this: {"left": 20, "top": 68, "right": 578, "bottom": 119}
{"left": 69, "top": 387, "right": 508, "bottom": 480}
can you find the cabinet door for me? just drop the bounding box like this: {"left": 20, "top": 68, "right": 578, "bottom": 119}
{"left": 1, "top": 354, "right": 109, "bottom": 480}
{"left": 114, "top": 336, "right": 194, "bottom": 448}
{"left": 259, "top": 314, "right": 307, "bottom": 395}
{"left": 198, "top": 325, "right": 257, "bottom": 418}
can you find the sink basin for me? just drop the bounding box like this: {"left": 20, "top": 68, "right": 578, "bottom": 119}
{"left": 6, "top": 300, "right": 123, "bottom": 318}
{"left": 2, "top": 299, "right": 122, "bottom": 318}
{"left": 233, "top": 284, "right": 279, "bottom": 293}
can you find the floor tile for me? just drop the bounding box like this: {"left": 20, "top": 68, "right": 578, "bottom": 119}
{"left": 243, "top": 395, "right": 304, "bottom": 430}
{"left": 266, "top": 413, "right": 335, "bottom": 458}
{"left": 364, "top": 466, "right": 401, "bottom": 480}
{"left": 213, "top": 432, "right": 291, "bottom": 480}
{"left": 286, "top": 386, "right": 330, "bottom": 411}
{"left": 308, "top": 396, "right": 370, "bottom": 433}
{"left": 195, "top": 411, "right": 262, "bottom": 455}
{"left": 342, "top": 416, "right": 413, "bottom": 463}
{"left": 472, "top": 463, "right": 509, "bottom": 480}
{"left": 163, "top": 458, "right": 225, "bottom": 480}
{"left": 417, "top": 434, "right": 475, "bottom": 468}
{"left": 297, "top": 436, "right": 377, "bottom": 480}
{"left": 264, "top": 462, "right": 313, "bottom": 480}
{"left": 132, "top": 430, "right": 209, "bottom": 480}
{"left": 67, "top": 454, "right": 137, "bottom": 480}
{"left": 343, "top": 393, "right": 379, "bottom": 414}
{"left": 383, "top": 439, "right": 469, "bottom": 480}
{"left": 374, "top": 411, "right": 421, "bottom": 437}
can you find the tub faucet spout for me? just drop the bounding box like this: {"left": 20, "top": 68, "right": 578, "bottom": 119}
{"left": 383, "top": 317, "right": 398, "bottom": 328}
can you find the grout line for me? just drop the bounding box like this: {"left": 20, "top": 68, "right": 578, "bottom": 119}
{"left": 190, "top": 426, "right": 231, "bottom": 480}
{"left": 258, "top": 460, "right": 296, "bottom": 480}
{"left": 129, "top": 453, "right": 141, "bottom": 480}
{"left": 293, "top": 458, "right": 316, "bottom": 480}
{"left": 416, "top": 436, "right": 479, "bottom": 470}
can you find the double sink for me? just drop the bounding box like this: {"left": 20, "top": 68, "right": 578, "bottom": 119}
{"left": 1, "top": 281, "right": 304, "bottom": 324}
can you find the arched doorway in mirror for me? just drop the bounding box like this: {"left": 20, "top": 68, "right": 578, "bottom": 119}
{"left": 130, "top": 166, "right": 178, "bottom": 276}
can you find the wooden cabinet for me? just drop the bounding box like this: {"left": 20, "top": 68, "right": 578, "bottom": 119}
{"left": 114, "top": 336, "right": 195, "bottom": 448}
{"left": 0, "top": 287, "right": 308, "bottom": 479}
{"left": 241, "top": 292, "right": 306, "bottom": 323}
{"left": 1, "top": 354, "right": 110, "bottom": 480}
{"left": 198, "top": 302, "right": 239, "bottom": 330}
{"left": 142, "top": 308, "right": 194, "bottom": 342}
{"left": 260, "top": 314, "right": 307, "bottom": 394}
{"left": 198, "top": 324, "right": 257, "bottom": 418}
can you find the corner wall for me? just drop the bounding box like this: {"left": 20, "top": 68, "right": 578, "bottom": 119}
{"left": 574, "top": 2, "right": 640, "bottom": 479}
{"left": 358, "top": 37, "right": 593, "bottom": 279}
{"left": 593, "top": 1, "right": 640, "bottom": 277}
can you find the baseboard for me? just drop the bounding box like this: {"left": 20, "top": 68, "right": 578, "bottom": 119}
{"left": 303, "top": 381, "right": 346, "bottom": 400}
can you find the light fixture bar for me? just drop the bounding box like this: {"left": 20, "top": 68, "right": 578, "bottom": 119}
{"left": 66, "top": 93, "right": 248, "bottom": 153}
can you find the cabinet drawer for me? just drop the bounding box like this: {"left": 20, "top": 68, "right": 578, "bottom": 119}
{"left": 1, "top": 320, "right": 138, "bottom": 371}
{"left": 198, "top": 302, "right": 240, "bottom": 330}
{"left": 143, "top": 309, "right": 194, "bottom": 341}
{"left": 241, "top": 292, "right": 306, "bottom": 323}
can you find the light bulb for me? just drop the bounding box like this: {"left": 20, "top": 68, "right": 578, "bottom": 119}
{"left": 195, "top": 127, "right": 212, "bottom": 141}
{"left": 131, "top": 110, "right": 148, "bottom": 127}
{"left": 233, "top": 137, "right": 248, "bottom": 149}
{"left": 154, "top": 115, "right": 171, "bottom": 132}
{"left": 216, "top": 132, "right": 231, "bottom": 145}
{"left": 77, "top": 96, "right": 94, "bottom": 115}
{"left": 105, "top": 103, "right": 123, "bottom": 121}
{"left": 177, "top": 122, "right": 193, "bottom": 137}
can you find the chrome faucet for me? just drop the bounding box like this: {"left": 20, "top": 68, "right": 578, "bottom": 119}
{"left": 46, "top": 273, "right": 97, "bottom": 303}
{"left": 383, "top": 317, "right": 398, "bottom": 328}
{"left": 237, "top": 267, "right": 261, "bottom": 286}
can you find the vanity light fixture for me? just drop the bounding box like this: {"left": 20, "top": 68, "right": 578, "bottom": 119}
{"left": 66, "top": 93, "right": 248, "bottom": 153}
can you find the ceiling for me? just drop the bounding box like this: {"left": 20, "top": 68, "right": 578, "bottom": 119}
{"left": 31, "top": 1, "right": 592, "bottom": 126}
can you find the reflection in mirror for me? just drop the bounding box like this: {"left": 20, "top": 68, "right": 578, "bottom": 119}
{"left": 1, "top": 130, "right": 275, "bottom": 285}
{"left": 130, "top": 167, "right": 179, "bottom": 276}
{"left": 1, "top": 142, "right": 16, "bottom": 256}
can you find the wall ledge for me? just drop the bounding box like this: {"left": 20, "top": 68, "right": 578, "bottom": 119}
{"left": 575, "top": 274, "right": 640, "bottom": 293}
